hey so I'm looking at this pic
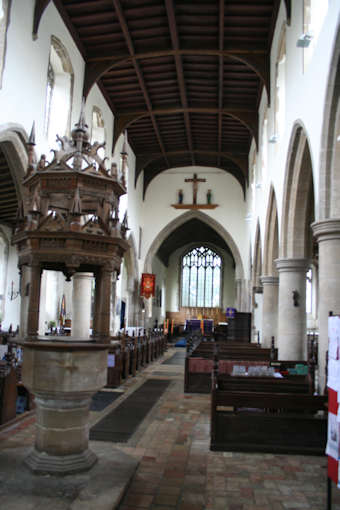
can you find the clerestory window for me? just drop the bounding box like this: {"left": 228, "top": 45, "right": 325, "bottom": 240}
{"left": 0, "top": 0, "right": 10, "bottom": 89}
{"left": 181, "top": 246, "right": 222, "bottom": 307}
{"left": 44, "top": 36, "right": 74, "bottom": 146}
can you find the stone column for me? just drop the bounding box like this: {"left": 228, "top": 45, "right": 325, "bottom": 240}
{"left": 96, "top": 264, "right": 113, "bottom": 341}
{"left": 312, "top": 219, "right": 340, "bottom": 393}
{"left": 26, "top": 262, "right": 42, "bottom": 339}
{"left": 110, "top": 272, "right": 117, "bottom": 336}
{"left": 19, "top": 265, "right": 30, "bottom": 337}
{"left": 260, "top": 276, "right": 279, "bottom": 348}
{"left": 235, "top": 278, "right": 250, "bottom": 312}
{"left": 275, "top": 258, "right": 309, "bottom": 360}
{"left": 72, "top": 272, "right": 93, "bottom": 339}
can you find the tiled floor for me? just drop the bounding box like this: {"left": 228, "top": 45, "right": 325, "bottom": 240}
{"left": 1, "top": 346, "right": 340, "bottom": 509}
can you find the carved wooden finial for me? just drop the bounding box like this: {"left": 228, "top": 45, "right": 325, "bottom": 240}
{"left": 70, "top": 188, "right": 82, "bottom": 216}
{"left": 76, "top": 98, "right": 88, "bottom": 132}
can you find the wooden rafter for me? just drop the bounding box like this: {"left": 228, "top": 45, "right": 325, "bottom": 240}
{"left": 85, "top": 49, "right": 269, "bottom": 100}
{"left": 165, "top": 0, "right": 194, "bottom": 165}
{"left": 112, "top": 0, "right": 169, "bottom": 166}
{"left": 135, "top": 150, "right": 249, "bottom": 185}
{"left": 113, "top": 106, "right": 258, "bottom": 151}
{"left": 32, "top": 0, "right": 51, "bottom": 39}
{"left": 217, "top": 0, "right": 224, "bottom": 167}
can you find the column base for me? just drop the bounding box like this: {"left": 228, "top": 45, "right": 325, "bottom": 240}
{"left": 25, "top": 447, "right": 97, "bottom": 475}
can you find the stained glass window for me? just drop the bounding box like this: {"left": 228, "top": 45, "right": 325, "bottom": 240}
{"left": 181, "top": 246, "right": 221, "bottom": 307}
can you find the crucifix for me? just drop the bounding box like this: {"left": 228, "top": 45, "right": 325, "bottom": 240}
{"left": 185, "top": 173, "right": 206, "bottom": 204}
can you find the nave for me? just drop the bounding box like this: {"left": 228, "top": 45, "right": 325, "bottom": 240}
{"left": 0, "top": 346, "right": 338, "bottom": 510}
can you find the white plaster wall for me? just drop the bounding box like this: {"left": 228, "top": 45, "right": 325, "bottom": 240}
{"left": 140, "top": 167, "right": 247, "bottom": 276}
{"left": 1, "top": 226, "right": 20, "bottom": 330}
{"left": 86, "top": 84, "right": 114, "bottom": 160}
{"left": 151, "top": 255, "right": 167, "bottom": 325}
{"left": 0, "top": 1, "right": 85, "bottom": 157}
{"left": 253, "top": 0, "right": 340, "bottom": 255}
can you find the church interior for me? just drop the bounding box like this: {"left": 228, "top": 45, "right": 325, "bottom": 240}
{"left": 1, "top": 0, "right": 340, "bottom": 508}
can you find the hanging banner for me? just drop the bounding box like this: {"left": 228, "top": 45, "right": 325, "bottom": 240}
{"left": 140, "top": 273, "right": 155, "bottom": 299}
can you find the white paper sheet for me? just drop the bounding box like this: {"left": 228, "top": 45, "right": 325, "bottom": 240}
{"left": 108, "top": 354, "right": 115, "bottom": 367}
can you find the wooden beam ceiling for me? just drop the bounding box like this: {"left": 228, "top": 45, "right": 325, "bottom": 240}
{"left": 33, "top": 0, "right": 281, "bottom": 196}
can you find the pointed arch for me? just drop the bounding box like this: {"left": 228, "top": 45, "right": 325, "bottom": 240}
{"left": 0, "top": 123, "right": 28, "bottom": 224}
{"left": 125, "top": 232, "right": 139, "bottom": 290}
{"left": 280, "top": 123, "right": 314, "bottom": 258}
{"left": 263, "top": 186, "right": 279, "bottom": 276}
{"left": 318, "top": 23, "right": 340, "bottom": 219}
{"left": 143, "top": 210, "right": 244, "bottom": 280}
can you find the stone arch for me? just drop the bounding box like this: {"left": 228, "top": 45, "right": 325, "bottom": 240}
{"left": 143, "top": 210, "right": 244, "bottom": 280}
{"left": 318, "top": 22, "right": 340, "bottom": 219}
{"left": 281, "top": 123, "right": 314, "bottom": 258}
{"left": 263, "top": 186, "right": 279, "bottom": 276}
{"left": 0, "top": 123, "right": 28, "bottom": 202}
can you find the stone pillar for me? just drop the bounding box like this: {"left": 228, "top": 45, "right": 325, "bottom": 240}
{"left": 96, "top": 264, "right": 113, "bottom": 341}
{"left": 236, "top": 278, "right": 250, "bottom": 312}
{"left": 276, "top": 258, "right": 309, "bottom": 360}
{"left": 26, "top": 262, "right": 42, "bottom": 339}
{"left": 235, "top": 278, "right": 242, "bottom": 311}
{"left": 19, "top": 265, "right": 30, "bottom": 337}
{"left": 312, "top": 219, "right": 340, "bottom": 393}
{"left": 110, "top": 272, "right": 117, "bottom": 336}
{"left": 260, "top": 276, "right": 279, "bottom": 348}
{"left": 72, "top": 272, "right": 93, "bottom": 339}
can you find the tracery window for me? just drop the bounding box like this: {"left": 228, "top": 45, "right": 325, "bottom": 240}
{"left": 44, "top": 36, "right": 74, "bottom": 145}
{"left": 303, "top": 0, "right": 328, "bottom": 69}
{"left": 0, "top": 0, "right": 10, "bottom": 89}
{"left": 91, "top": 106, "right": 106, "bottom": 160}
{"left": 181, "top": 246, "right": 222, "bottom": 307}
{"left": 274, "top": 28, "right": 286, "bottom": 137}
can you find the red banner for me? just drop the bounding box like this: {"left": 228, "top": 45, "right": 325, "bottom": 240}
{"left": 140, "top": 273, "right": 155, "bottom": 299}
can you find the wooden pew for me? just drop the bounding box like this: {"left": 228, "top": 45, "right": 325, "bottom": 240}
{"left": 0, "top": 362, "right": 17, "bottom": 425}
{"left": 106, "top": 341, "right": 122, "bottom": 388}
{"left": 185, "top": 340, "right": 278, "bottom": 393}
{"left": 210, "top": 365, "right": 326, "bottom": 455}
{"left": 210, "top": 386, "right": 327, "bottom": 455}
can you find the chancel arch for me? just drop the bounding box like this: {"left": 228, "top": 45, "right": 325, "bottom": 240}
{"left": 144, "top": 210, "right": 244, "bottom": 280}
{"left": 261, "top": 186, "right": 279, "bottom": 347}
{"left": 277, "top": 123, "right": 315, "bottom": 361}
{"left": 144, "top": 210, "right": 244, "bottom": 326}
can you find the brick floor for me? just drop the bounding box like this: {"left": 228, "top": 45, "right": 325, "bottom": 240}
{"left": 1, "top": 346, "right": 340, "bottom": 510}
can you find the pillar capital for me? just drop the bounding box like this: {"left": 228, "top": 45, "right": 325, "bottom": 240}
{"left": 72, "top": 272, "right": 93, "bottom": 281}
{"left": 275, "top": 258, "right": 310, "bottom": 273}
{"left": 312, "top": 218, "right": 340, "bottom": 242}
{"left": 260, "top": 275, "right": 279, "bottom": 286}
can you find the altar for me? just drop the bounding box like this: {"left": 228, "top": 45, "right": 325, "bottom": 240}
{"left": 185, "top": 319, "right": 213, "bottom": 334}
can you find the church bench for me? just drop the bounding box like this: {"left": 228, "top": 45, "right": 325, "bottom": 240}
{"left": 210, "top": 388, "right": 327, "bottom": 455}
{"left": 185, "top": 340, "right": 278, "bottom": 393}
{"left": 106, "top": 342, "right": 123, "bottom": 388}
{"left": 216, "top": 374, "right": 312, "bottom": 394}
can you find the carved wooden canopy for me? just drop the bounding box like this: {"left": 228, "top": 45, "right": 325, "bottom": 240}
{"left": 12, "top": 112, "right": 129, "bottom": 279}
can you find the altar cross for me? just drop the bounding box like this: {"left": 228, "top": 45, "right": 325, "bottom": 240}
{"left": 185, "top": 173, "right": 206, "bottom": 204}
